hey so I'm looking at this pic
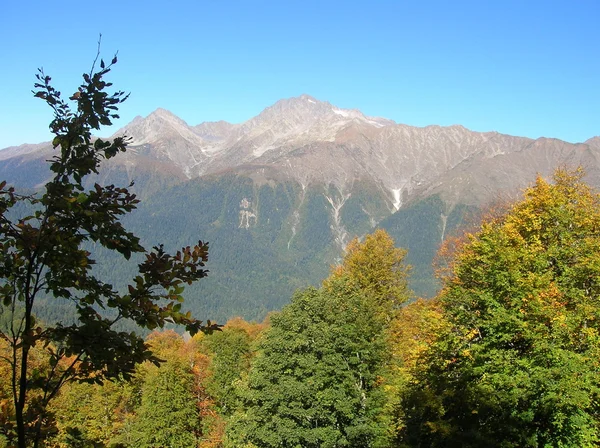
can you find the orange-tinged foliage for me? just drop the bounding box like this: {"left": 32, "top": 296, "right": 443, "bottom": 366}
{"left": 2, "top": 318, "right": 268, "bottom": 447}
{"left": 224, "top": 316, "right": 270, "bottom": 340}
{"left": 145, "top": 329, "right": 185, "bottom": 357}
{"left": 401, "top": 167, "right": 600, "bottom": 446}
{"left": 0, "top": 336, "right": 104, "bottom": 445}
{"left": 390, "top": 299, "right": 449, "bottom": 374}
{"left": 197, "top": 406, "right": 226, "bottom": 448}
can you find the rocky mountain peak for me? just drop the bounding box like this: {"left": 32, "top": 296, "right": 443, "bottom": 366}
{"left": 114, "top": 107, "right": 201, "bottom": 147}
{"left": 149, "top": 107, "right": 180, "bottom": 119}
{"left": 5, "top": 95, "right": 595, "bottom": 213}
{"left": 145, "top": 107, "right": 190, "bottom": 127}
{"left": 254, "top": 94, "right": 392, "bottom": 128}
{"left": 585, "top": 136, "right": 600, "bottom": 149}
{"left": 220, "top": 95, "right": 395, "bottom": 160}
{"left": 253, "top": 94, "right": 336, "bottom": 124}
{"left": 192, "top": 120, "right": 236, "bottom": 142}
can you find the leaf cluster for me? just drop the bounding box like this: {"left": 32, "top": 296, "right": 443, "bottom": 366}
{"left": 0, "top": 49, "right": 216, "bottom": 447}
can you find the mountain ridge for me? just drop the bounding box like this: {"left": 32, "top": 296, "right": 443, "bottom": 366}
{"left": 1, "top": 95, "right": 599, "bottom": 321}
{"left": 109, "top": 96, "right": 600, "bottom": 210}
{"left": 2, "top": 95, "right": 598, "bottom": 212}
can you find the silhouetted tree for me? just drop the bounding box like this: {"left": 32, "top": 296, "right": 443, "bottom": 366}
{"left": 0, "top": 47, "right": 217, "bottom": 447}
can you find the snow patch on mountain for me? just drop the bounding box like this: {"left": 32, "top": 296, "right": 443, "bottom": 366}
{"left": 324, "top": 190, "right": 351, "bottom": 249}
{"left": 392, "top": 188, "right": 402, "bottom": 211}
{"left": 333, "top": 108, "right": 350, "bottom": 118}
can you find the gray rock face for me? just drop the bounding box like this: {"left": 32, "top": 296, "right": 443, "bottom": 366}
{"left": 108, "top": 95, "right": 599, "bottom": 211}
{"left": 2, "top": 94, "right": 599, "bottom": 210}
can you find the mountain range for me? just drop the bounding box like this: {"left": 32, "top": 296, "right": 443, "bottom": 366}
{"left": 2, "top": 95, "right": 599, "bottom": 323}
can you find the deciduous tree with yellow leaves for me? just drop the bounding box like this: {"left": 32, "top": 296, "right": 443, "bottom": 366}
{"left": 402, "top": 168, "right": 600, "bottom": 447}
{"left": 325, "top": 229, "right": 411, "bottom": 317}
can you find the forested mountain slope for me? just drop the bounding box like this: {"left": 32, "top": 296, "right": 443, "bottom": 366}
{"left": 2, "top": 95, "right": 598, "bottom": 321}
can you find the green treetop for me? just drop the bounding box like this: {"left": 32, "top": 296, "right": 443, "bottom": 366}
{"left": 230, "top": 230, "right": 411, "bottom": 447}
{"left": 325, "top": 229, "right": 411, "bottom": 315}
{"left": 403, "top": 168, "right": 600, "bottom": 447}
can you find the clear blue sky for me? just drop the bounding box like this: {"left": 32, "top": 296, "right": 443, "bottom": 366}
{"left": 1, "top": 0, "right": 599, "bottom": 148}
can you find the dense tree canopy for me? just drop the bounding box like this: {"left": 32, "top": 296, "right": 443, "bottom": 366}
{"left": 130, "top": 358, "right": 199, "bottom": 447}
{"left": 201, "top": 326, "right": 253, "bottom": 416}
{"left": 403, "top": 168, "right": 600, "bottom": 447}
{"left": 232, "top": 283, "right": 389, "bottom": 447}
{"left": 228, "top": 229, "right": 410, "bottom": 447}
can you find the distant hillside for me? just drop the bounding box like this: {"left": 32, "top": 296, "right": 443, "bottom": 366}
{"left": 2, "top": 95, "right": 599, "bottom": 322}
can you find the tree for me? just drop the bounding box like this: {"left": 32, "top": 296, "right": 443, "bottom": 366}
{"left": 47, "top": 373, "right": 137, "bottom": 447}
{"left": 384, "top": 298, "right": 450, "bottom": 444}
{"left": 130, "top": 334, "right": 200, "bottom": 448}
{"left": 195, "top": 317, "right": 268, "bottom": 448}
{"left": 0, "top": 50, "right": 217, "bottom": 447}
{"left": 230, "top": 230, "right": 410, "bottom": 447}
{"left": 325, "top": 229, "right": 410, "bottom": 316}
{"left": 402, "top": 168, "right": 600, "bottom": 447}
{"left": 232, "top": 284, "right": 388, "bottom": 447}
{"left": 201, "top": 326, "right": 252, "bottom": 416}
